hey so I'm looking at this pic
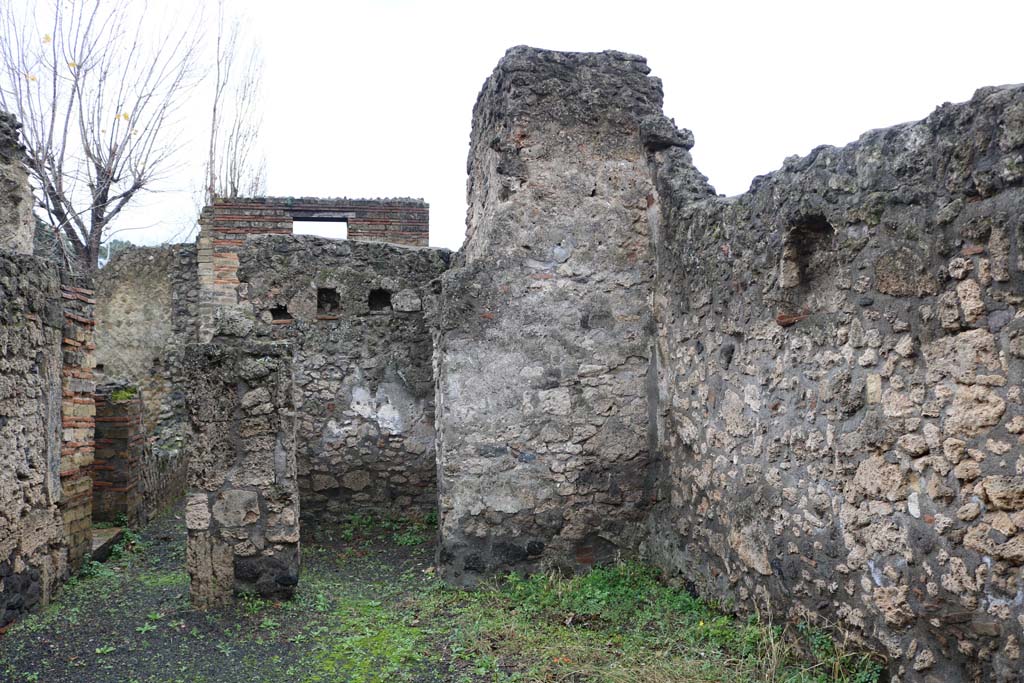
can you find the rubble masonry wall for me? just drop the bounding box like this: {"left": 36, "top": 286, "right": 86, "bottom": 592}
{"left": 646, "top": 83, "right": 1024, "bottom": 682}
{"left": 434, "top": 47, "right": 663, "bottom": 584}
{"left": 235, "top": 235, "right": 449, "bottom": 526}
{"left": 0, "top": 252, "right": 65, "bottom": 628}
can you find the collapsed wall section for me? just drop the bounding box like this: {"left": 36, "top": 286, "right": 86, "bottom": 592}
{"left": 646, "top": 85, "right": 1024, "bottom": 682}
{"left": 0, "top": 252, "right": 65, "bottom": 628}
{"left": 434, "top": 47, "right": 676, "bottom": 584}
{"left": 181, "top": 338, "right": 299, "bottom": 609}
{"left": 236, "top": 236, "right": 449, "bottom": 526}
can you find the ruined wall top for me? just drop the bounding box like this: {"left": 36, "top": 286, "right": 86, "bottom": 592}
{"left": 0, "top": 111, "right": 35, "bottom": 255}
{"left": 203, "top": 196, "right": 429, "bottom": 246}
{"left": 196, "top": 195, "right": 430, "bottom": 341}
{"left": 461, "top": 46, "right": 698, "bottom": 262}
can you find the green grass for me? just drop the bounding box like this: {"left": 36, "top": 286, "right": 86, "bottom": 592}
{"left": 110, "top": 386, "right": 138, "bottom": 401}
{"left": 278, "top": 558, "right": 882, "bottom": 683}
{"left": 301, "top": 594, "right": 431, "bottom": 683}
{"left": 408, "top": 562, "right": 884, "bottom": 683}
{"left": 316, "top": 511, "right": 436, "bottom": 548}
{"left": 0, "top": 507, "right": 882, "bottom": 683}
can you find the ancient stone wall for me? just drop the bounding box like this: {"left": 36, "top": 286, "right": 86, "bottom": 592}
{"left": 645, "top": 85, "right": 1024, "bottom": 682}
{"left": 0, "top": 251, "right": 65, "bottom": 628}
{"left": 182, "top": 335, "right": 299, "bottom": 608}
{"left": 59, "top": 278, "right": 95, "bottom": 571}
{"left": 434, "top": 47, "right": 664, "bottom": 584}
{"left": 236, "top": 236, "right": 448, "bottom": 526}
{"left": 92, "top": 385, "right": 147, "bottom": 526}
{"left": 197, "top": 197, "right": 429, "bottom": 342}
{"left": 0, "top": 112, "right": 34, "bottom": 255}
{"left": 94, "top": 245, "right": 197, "bottom": 433}
{"left": 93, "top": 244, "right": 196, "bottom": 516}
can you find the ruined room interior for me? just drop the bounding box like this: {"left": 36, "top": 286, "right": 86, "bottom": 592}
{"left": 1, "top": 45, "right": 1023, "bottom": 683}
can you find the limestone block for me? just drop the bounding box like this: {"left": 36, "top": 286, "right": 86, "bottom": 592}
{"left": 185, "top": 494, "right": 210, "bottom": 530}
{"left": 982, "top": 476, "right": 1024, "bottom": 511}
{"left": 211, "top": 490, "right": 260, "bottom": 527}
{"left": 945, "top": 385, "right": 1005, "bottom": 437}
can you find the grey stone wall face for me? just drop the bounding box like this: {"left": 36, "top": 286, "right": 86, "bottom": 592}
{"left": 196, "top": 197, "right": 429, "bottom": 344}
{"left": 93, "top": 244, "right": 197, "bottom": 518}
{"left": 182, "top": 339, "right": 299, "bottom": 609}
{"left": 434, "top": 47, "right": 666, "bottom": 584}
{"left": 94, "top": 245, "right": 198, "bottom": 432}
{"left": 0, "top": 251, "right": 65, "bottom": 627}
{"left": 645, "top": 85, "right": 1024, "bottom": 681}
{"left": 0, "top": 110, "right": 66, "bottom": 627}
{"left": 236, "top": 236, "right": 449, "bottom": 526}
{"left": 0, "top": 113, "right": 34, "bottom": 255}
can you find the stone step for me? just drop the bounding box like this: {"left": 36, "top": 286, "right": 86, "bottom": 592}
{"left": 90, "top": 526, "right": 123, "bottom": 563}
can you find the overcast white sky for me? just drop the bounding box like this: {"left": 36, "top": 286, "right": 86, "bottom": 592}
{"left": 115, "top": 0, "right": 1024, "bottom": 251}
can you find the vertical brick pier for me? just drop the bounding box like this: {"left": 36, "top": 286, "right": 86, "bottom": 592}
{"left": 92, "top": 385, "right": 145, "bottom": 526}
{"left": 59, "top": 282, "right": 96, "bottom": 570}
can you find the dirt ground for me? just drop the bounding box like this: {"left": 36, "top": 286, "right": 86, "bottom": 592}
{"left": 0, "top": 504, "right": 462, "bottom": 683}
{"left": 0, "top": 503, "right": 882, "bottom": 683}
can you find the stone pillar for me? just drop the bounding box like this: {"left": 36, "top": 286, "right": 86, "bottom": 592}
{"left": 434, "top": 47, "right": 669, "bottom": 584}
{"left": 182, "top": 338, "right": 299, "bottom": 609}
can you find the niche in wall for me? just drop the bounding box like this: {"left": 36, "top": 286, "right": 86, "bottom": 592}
{"left": 368, "top": 288, "right": 392, "bottom": 312}
{"left": 270, "top": 305, "right": 293, "bottom": 322}
{"left": 779, "top": 214, "right": 835, "bottom": 289}
{"left": 317, "top": 288, "right": 340, "bottom": 316}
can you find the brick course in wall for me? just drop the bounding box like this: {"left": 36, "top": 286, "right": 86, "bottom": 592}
{"left": 91, "top": 385, "right": 146, "bottom": 527}
{"left": 59, "top": 281, "right": 95, "bottom": 571}
{"left": 197, "top": 197, "right": 429, "bottom": 342}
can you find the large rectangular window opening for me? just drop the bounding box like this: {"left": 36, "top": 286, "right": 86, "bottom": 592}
{"left": 292, "top": 218, "right": 348, "bottom": 240}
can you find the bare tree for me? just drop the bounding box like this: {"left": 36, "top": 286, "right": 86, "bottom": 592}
{"left": 0, "top": 0, "right": 203, "bottom": 271}
{"left": 205, "top": 1, "right": 265, "bottom": 205}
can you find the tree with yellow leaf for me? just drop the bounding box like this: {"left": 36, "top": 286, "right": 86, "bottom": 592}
{"left": 0, "top": 0, "right": 203, "bottom": 270}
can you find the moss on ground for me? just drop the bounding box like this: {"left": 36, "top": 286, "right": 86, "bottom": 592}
{"left": 0, "top": 507, "right": 882, "bottom": 683}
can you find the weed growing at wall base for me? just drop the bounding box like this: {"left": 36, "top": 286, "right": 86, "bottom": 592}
{"left": 0, "top": 504, "right": 882, "bottom": 683}
{"left": 419, "top": 562, "right": 885, "bottom": 683}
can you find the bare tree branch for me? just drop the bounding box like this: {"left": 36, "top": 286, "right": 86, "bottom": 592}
{"left": 0, "top": 0, "right": 204, "bottom": 271}
{"left": 205, "top": 0, "right": 265, "bottom": 205}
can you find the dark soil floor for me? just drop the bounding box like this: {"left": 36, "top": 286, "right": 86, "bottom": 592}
{"left": 0, "top": 504, "right": 883, "bottom": 683}
{"left": 0, "top": 504, "right": 461, "bottom": 683}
